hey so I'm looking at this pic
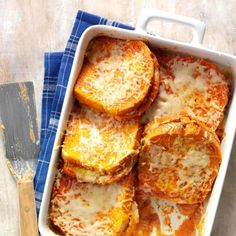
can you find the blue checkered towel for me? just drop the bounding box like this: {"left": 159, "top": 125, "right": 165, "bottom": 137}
{"left": 34, "top": 10, "right": 134, "bottom": 213}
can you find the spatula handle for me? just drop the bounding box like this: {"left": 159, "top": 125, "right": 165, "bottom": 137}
{"left": 18, "top": 181, "right": 38, "bottom": 236}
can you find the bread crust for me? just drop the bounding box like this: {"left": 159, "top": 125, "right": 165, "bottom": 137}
{"left": 63, "top": 151, "right": 137, "bottom": 185}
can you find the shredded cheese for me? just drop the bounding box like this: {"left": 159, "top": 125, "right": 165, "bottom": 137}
{"left": 75, "top": 37, "right": 154, "bottom": 115}
{"left": 62, "top": 105, "right": 140, "bottom": 174}
{"left": 139, "top": 116, "right": 221, "bottom": 204}
{"left": 142, "top": 56, "right": 229, "bottom": 130}
{"left": 49, "top": 172, "right": 137, "bottom": 236}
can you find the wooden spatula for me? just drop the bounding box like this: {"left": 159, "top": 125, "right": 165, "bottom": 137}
{"left": 0, "top": 82, "right": 39, "bottom": 236}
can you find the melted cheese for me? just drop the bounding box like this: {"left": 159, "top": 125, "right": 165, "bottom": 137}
{"left": 139, "top": 116, "right": 221, "bottom": 204}
{"left": 145, "top": 139, "right": 213, "bottom": 199}
{"left": 84, "top": 62, "right": 151, "bottom": 106}
{"left": 147, "top": 143, "right": 211, "bottom": 187}
{"left": 147, "top": 145, "right": 177, "bottom": 170}
{"left": 62, "top": 105, "right": 140, "bottom": 175}
{"left": 142, "top": 56, "right": 228, "bottom": 130}
{"left": 132, "top": 189, "right": 203, "bottom": 236}
{"left": 75, "top": 37, "right": 154, "bottom": 115}
{"left": 50, "top": 172, "right": 136, "bottom": 236}
{"left": 181, "top": 149, "right": 209, "bottom": 168}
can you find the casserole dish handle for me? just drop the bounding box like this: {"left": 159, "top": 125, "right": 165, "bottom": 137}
{"left": 136, "top": 9, "right": 205, "bottom": 45}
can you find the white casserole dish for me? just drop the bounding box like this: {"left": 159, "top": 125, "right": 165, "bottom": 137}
{"left": 39, "top": 9, "right": 236, "bottom": 236}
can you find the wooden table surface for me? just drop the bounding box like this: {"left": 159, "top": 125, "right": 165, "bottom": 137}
{"left": 0, "top": 0, "right": 235, "bottom": 235}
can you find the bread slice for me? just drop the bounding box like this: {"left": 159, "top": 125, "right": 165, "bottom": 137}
{"left": 74, "top": 36, "right": 154, "bottom": 116}
{"left": 138, "top": 115, "right": 221, "bottom": 204}
{"left": 115, "top": 52, "right": 160, "bottom": 120}
{"left": 142, "top": 55, "right": 229, "bottom": 130}
{"left": 62, "top": 104, "right": 141, "bottom": 184}
{"left": 49, "top": 171, "right": 138, "bottom": 236}
{"left": 63, "top": 150, "right": 136, "bottom": 184}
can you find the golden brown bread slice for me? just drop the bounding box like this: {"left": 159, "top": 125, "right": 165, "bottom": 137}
{"left": 62, "top": 104, "right": 142, "bottom": 184}
{"left": 115, "top": 52, "right": 160, "bottom": 121}
{"left": 74, "top": 36, "right": 154, "bottom": 117}
{"left": 142, "top": 55, "right": 229, "bottom": 131}
{"left": 138, "top": 115, "right": 221, "bottom": 204}
{"left": 49, "top": 171, "right": 139, "bottom": 236}
{"left": 63, "top": 151, "right": 137, "bottom": 185}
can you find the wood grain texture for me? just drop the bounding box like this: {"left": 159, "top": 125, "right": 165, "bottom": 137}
{"left": 0, "top": 0, "right": 235, "bottom": 235}
{"left": 18, "top": 181, "right": 38, "bottom": 236}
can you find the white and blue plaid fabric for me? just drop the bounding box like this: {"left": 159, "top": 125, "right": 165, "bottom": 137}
{"left": 34, "top": 10, "right": 134, "bottom": 213}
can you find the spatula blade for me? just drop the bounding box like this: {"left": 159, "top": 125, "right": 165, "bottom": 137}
{"left": 0, "top": 82, "right": 39, "bottom": 178}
